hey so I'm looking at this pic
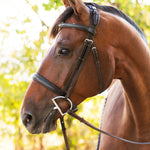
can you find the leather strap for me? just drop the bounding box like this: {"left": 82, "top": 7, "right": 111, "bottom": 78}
{"left": 60, "top": 117, "right": 70, "bottom": 150}
{"left": 59, "top": 23, "right": 96, "bottom": 36}
{"left": 33, "top": 73, "right": 66, "bottom": 96}
{"left": 92, "top": 47, "right": 103, "bottom": 92}
{"left": 63, "top": 39, "right": 94, "bottom": 97}
{"left": 69, "top": 112, "right": 150, "bottom": 145}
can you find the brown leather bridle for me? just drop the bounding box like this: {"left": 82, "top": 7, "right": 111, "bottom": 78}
{"left": 33, "top": 4, "right": 150, "bottom": 150}
{"left": 33, "top": 4, "right": 102, "bottom": 116}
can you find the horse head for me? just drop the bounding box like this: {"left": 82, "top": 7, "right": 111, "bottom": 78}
{"left": 20, "top": 0, "right": 115, "bottom": 134}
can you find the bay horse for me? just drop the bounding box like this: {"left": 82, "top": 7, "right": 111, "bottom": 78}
{"left": 20, "top": 0, "right": 150, "bottom": 149}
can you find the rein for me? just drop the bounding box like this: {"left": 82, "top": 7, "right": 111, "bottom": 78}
{"left": 32, "top": 4, "right": 150, "bottom": 150}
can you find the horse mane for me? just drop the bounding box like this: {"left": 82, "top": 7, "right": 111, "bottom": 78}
{"left": 89, "top": 3, "right": 148, "bottom": 45}
{"left": 50, "top": 2, "right": 148, "bottom": 45}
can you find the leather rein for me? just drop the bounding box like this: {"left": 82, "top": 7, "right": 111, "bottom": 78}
{"left": 33, "top": 4, "right": 150, "bottom": 150}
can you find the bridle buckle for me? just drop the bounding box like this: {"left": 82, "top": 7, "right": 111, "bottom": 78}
{"left": 52, "top": 96, "right": 73, "bottom": 116}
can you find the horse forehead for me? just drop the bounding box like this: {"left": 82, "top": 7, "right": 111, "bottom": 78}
{"left": 65, "top": 13, "right": 86, "bottom": 24}
{"left": 66, "top": 15, "right": 77, "bottom": 23}
{"left": 54, "top": 29, "right": 86, "bottom": 48}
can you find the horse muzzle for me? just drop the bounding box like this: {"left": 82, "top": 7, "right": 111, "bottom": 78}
{"left": 21, "top": 107, "right": 58, "bottom": 134}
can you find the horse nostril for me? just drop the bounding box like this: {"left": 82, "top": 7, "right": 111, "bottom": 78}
{"left": 22, "top": 112, "right": 34, "bottom": 127}
{"left": 26, "top": 114, "right": 32, "bottom": 124}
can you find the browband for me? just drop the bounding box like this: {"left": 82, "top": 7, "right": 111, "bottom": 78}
{"left": 58, "top": 23, "right": 96, "bottom": 36}
{"left": 58, "top": 5, "right": 100, "bottom": 38}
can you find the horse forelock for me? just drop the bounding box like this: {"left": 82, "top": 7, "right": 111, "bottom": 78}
{"left": 49, "top": 6, "right": 74, "bottom": 39}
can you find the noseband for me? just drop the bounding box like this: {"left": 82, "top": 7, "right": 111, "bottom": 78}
{"left": 32, "top": 4, "right": 150, "bottom": 150}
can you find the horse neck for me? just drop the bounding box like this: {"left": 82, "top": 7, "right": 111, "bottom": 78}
{"left": 97, "top": 12, "right": 150, "bottom": 138}
{"left": 114, "top": 17, "right": 150, "bottom": 137}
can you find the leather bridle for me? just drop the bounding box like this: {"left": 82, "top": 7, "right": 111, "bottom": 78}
{"left": 32, "top": 4, "right": 150, "bottom": 150}
{"left": 33, "top": 5, "right": 102, "bottom": 116}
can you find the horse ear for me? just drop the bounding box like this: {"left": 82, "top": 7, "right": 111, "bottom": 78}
{"left": 68, "top": 0, "right": 89, "bottom": 20}
{"left": 62, "top": 0, "right": 70, "bottom": 7}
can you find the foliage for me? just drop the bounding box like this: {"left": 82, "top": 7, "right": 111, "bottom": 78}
{"left": 43, "top": 0, "right": 62, "bottom": 10}
{"left": 0, "top": 0, "right": 150, "bottom": 150}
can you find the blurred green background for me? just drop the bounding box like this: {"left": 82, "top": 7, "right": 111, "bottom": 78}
{"left": 0, "top": 0, "right": 150, "bottom": 149}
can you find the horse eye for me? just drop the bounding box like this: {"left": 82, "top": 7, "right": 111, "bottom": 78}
{"left": 58, "top": 48, "right": 70, "bottom": 56}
